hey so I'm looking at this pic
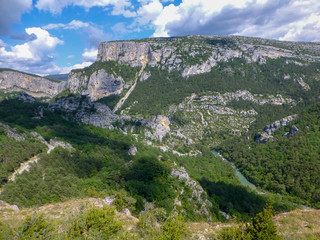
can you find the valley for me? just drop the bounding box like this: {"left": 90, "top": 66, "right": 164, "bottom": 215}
{"left": 0, "top": 35, "right": 320, "bottom": 239}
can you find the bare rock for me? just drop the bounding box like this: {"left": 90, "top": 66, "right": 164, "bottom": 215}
{"left": 0, "top": 70, "right": 66, "bottom": 98}
{"left": 128, "top": 145, "right": 137, "bottom": 156}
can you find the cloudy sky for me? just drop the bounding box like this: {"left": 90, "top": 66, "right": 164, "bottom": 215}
{"left": 0, "top": 0, "right": 319, "bottom": 75}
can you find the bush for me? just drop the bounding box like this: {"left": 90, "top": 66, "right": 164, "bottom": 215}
{"left": 18, "top": 213, "right": 55, "bottom": 240}
{"left": 157, "top": 214, "right": 188, "bottom": 240}
{"left": 213, "top": 202, "right": 282, "bottom": 240}
{"left": 67, "top": 205, "right": 123, "bottom": 239}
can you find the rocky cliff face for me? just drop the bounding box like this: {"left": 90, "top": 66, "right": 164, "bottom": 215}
{"left": 48, "top": 95, "right": 119, "bottom": 129}
{"left": 67, "top": 69, "right": 124, "bottom": 101}
{"left": 66, "top": 35, "right": 320, "bottom": 101}
{"left": 0, "top": 70, "right": 66, "bottom": 98}
{"left": 96, "top": 36, "right": 320, "bottom": 77}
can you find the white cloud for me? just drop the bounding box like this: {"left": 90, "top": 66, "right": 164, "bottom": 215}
{"left": 136, "top": 0, "right": 163, "bottom": 25}
{"left": 0, "top": 27, "right": 63, "bottom": 74}
{"left": 56, "top": 61, "right": 93, "bottom": 74}
{"left": 44, "top": 20, "right": 90, "bottom": 30}
{"left": 0, "top": 40, "right": 7, "bottom": 48}
{"left": 143, "top": 0, "right": 320, "bottom": 42}
{"left": 82, "top": 48, "right": 98, "bottom": 61}
{"left": 0, "top": 0, "right": 32, "bottom": 35}
{"left": 33, "top": 0, "right": 320, "bottom": 43}
{"left": 43, "top": 20, "right": 111, "bottom": 47}
{"left": 35, "top": 0, "right": 135, "bottom": 15}
{"left": 279, "top": 13, "right": 320, "bottom": 42}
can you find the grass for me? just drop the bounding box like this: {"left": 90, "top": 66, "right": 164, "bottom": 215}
{"left": 0, "top": 198, "right": 139, "bottom": 237}
{"left": 274, "top": 209, "right": 320, "bottom": 240}
{"left": 1, "top": 199, "right": 320, "bottom": 239}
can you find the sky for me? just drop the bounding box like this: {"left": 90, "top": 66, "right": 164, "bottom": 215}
{"left": 0, "top": 0, "right": 320, "bottom": 76}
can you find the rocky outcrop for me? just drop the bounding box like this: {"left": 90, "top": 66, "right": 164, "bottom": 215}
{"left": 48, "top": 95, "right": 119, "bottom": 129}
{"left": 187, "top": 90, "right": 295, "bottom": 106}
{"left": 255, "top": 115, "right": 297, "bottom": 143}
{"left": 64, "top": 35, "right": 320, "bottom": 101}
{"left": 283, "top": 125, "right": 299, "bottom": 137}
{"left": 0, "top": 122, "right": 25, "bottom": 141}
{"left": 17, "top": 92, "right": 36, "bottom": 102}
{"left": 67, "top": 69, "right": 124, "bottom": 101}
{"left": 296, "top": 77, "right": 311, "bottom": 91}
{"left": 128, "top": 145, "right": 137, "bottom": 156}
{"left": 97, "top": 41, "right": 151, "bottom": 67}
{"left": 171, "top": 166, "right": 213, "bottom": 220}
{"left": 96, "top": 36, "right": 320, "bottom": 79}
{"left": 143, "top": 115, "right": 170, "bottom": 142}
{"left": 0, "top": 70, "right": 66, "bottom": 98}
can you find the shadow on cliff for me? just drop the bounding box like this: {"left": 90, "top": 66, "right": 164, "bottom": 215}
{"left": 0, "top": 98, "right": 130, "bottom": 156}
{"left": 199, "top": 178, "right": 266, "bottom": 220}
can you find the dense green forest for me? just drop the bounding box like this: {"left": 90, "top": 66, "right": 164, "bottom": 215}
{"left": 123, "top": 58, "right": 320, "bottom": 117}
{"left": 0, "top": 96, "right": 270, "bottom": 221}
{"left": 0, "top": 95, "right": 301, "bottom": 223}
{"left": 219, "top": 103, "right": 320, "bottom": 207}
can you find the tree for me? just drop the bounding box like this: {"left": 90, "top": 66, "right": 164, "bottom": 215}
{"left": 245, "top": 201, "right": 281, "bottom": 240}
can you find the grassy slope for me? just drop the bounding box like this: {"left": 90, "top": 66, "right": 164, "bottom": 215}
{"left": 1, "top": 199, "right": 319, "bottom": 240}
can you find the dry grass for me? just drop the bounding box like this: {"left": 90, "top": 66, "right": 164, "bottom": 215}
{"left": 186, "top": 209, "right": 320, "bottom": 240}
{"left": 0, "top": 198, "right": 139, "bottom": 236}
{"left": 274, "top": 209, "right": 320, "bottom": 240}
{"left": 1, "top": 200, "right": 320, "bottom": 239}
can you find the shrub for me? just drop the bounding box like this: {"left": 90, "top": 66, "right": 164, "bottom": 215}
{"left": 157, "top": 213, "right": 188, "bottom": 240}
{"left": 67, "top": 205, "right": 123, "bottom": 239}
{"left": 18, "top": 213, "right": 55, "bottom": 239}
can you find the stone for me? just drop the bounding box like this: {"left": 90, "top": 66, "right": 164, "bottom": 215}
{"left": 104, "top": 196, "right": 115, "bottom": 205}
{"left": 290, "top": 125, "right": 299, "bottom": 134}
{"left": 128, "top": 145, "right": 137, "bottom": 156}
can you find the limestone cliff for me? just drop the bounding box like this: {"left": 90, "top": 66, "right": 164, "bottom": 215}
{"left": 67, "top": 69, "right": 124, "bottom": 101}
{"left": 66, "top": 35, "right": 320, "bottom": 101}
{"left": 0, "top": 69, "right": 66, "bottom": 98}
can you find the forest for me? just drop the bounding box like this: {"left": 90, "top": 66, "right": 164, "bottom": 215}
{"left": 219, "top": 103, "right": 320, "bottom": 207}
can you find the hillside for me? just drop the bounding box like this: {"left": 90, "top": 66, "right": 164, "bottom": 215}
{"left": 0, "top": 198, "right": 319, "bottom": 239}
{"left": 0, "top": 35, "right": 320, "bottom": 239}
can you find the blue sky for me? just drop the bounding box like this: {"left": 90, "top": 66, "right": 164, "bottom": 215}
{"left": 0, "top": 0, "right": 319, "bottom": 75}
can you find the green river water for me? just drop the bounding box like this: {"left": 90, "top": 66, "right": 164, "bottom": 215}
{"left": 212, "top": 150, "right": 257, "bottom": 191}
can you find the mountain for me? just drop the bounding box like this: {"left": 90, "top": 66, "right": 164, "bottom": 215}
{"left": 0, "top": 68, "right": 66, "bottom": 98}
{"left": 45, "top": 73, "right": 69, "bottom": 81}
{"left": 0, "top": 35, "right": 320, "bottom": 239}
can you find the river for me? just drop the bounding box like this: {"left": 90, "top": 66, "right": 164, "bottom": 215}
{"left": 212, "top": 150, "right": 257, "bottom": 191}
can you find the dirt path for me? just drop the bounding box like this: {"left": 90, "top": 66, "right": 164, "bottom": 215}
{"left": 113, "top": 65, "right": 146, "bottom": 113}
{"left": 8, "top": 155, "right": 40, "bottom": 181}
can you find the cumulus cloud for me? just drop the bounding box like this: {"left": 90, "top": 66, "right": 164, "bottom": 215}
{"left": 279, "top": 13, "right": 320, "bottom": 42}
{"left": 33, "top": 0, "right": 320, "bottom": 42}
{"left": 0, "top": 40, "right": 7, "bottom": 48}
{"left": 149, "top": 0, "right": 320, "bottom": 42}
{"left": 43, "top": 20, "right": 90, "bottom": 30}
{"left": 55, "top": 61, "right": 93, "bottom": 74}
{"left": 0, "top": 0, "right": 32, "bottom": 36}
{"left": 82, "top": 48, "right": 98, "bottom": 61}
{"left": 43, "top": 20, "right": 111, "bottom": 47}
{"left": 0, "top": 27, "right": 63, "bottom": 74}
